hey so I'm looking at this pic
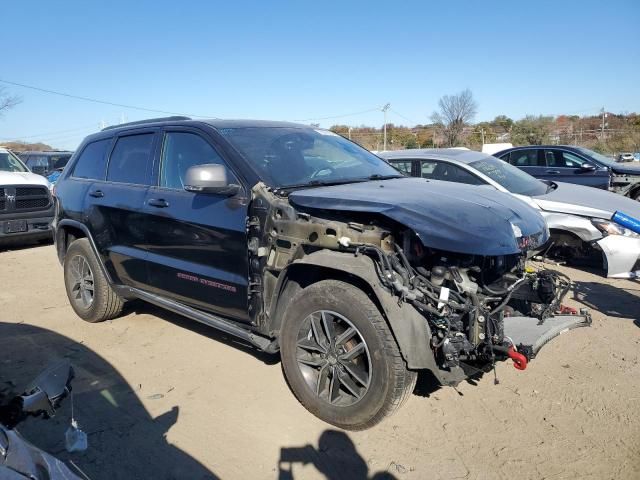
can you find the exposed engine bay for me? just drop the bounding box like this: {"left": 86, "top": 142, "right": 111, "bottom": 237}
{"left": 249, "top": 183, "right": 584, "bottom": 381}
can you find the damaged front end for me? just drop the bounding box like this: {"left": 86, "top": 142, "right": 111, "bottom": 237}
{"left": 249, "top": 181, "right": 590, "bottom": 386}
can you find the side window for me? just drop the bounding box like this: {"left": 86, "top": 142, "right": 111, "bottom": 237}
{"left": 431, "top": 161, "right": 482, "bottom": 185}
{"left": 390, "top": 160, "right": 412, "bottom": 175}
{"left": 52, "top": 155, "right": 71, "bottom": 170}
{"left": 107, "top": 133, "right": 155, "bottom": 185}
{"left": 498, "top": 152, "right": 510, "bottom": 162}
{"left": 160, "top": 132, "right": 226, "bottom": 189}
{"left": 73, "top": 139, "right": 111, "bottom": 180}
{"left": 420, "top": 160, "right": 438, "bottom": 178}
{"left": 559, "top": 151, "right": 586, "bottom": 168}
{"left": 544, "top": 150, "right": 558, "bottom": 167}
{"left": 510, "top": 149, "right": 541, "bottom": 167}
{"left": 27, "top": 156, "right": 48, "bottom": 169}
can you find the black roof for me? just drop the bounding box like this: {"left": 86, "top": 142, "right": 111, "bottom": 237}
{"left": 497, "top": 145, "right": 586, "bottom": 152}
{"left": 204, "top": 119, "right": 309, "bottom": 129}
{"left": 101, "top": 116, "right": 309, "bottom": 133}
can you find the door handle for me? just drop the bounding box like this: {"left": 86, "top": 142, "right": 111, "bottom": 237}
{"left": 89, "top": 190, "right": 104, "bottom": 198}
{"left": 545, "top": 170, "right": 560, "bottom": 175}
{"left": 148, "top": 198, "right": 169, "bottom": 208}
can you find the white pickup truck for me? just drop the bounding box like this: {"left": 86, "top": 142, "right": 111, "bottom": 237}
{"left": 0, "top": 147, "right": 54, "bottom": 244}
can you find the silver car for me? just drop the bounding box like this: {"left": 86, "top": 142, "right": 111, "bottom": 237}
{"left": 380, "top": 149, "right": 640, "bottom": 278}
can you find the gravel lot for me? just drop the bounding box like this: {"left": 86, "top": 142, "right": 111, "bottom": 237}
{"left": 1, "top": 244, "right": 639, "bottom": 479}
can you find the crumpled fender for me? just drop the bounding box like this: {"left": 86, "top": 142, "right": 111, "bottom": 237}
{"left": 270, "top": 249, "right": 471, "bottom": 386}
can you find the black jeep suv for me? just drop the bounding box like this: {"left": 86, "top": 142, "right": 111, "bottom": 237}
{"left": 54, "top": 117, "right": 587, "bottom": 429}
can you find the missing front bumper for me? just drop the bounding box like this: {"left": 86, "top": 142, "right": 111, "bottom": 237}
{"left": 503, "top": 312, "right": 592, "bottom": 359}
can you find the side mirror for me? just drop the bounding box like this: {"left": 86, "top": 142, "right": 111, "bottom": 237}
{"left": 184, "top": 164, "right": 240, "bottom": 196}
{"left": 580, "top": 163, "right": 596, "bottom": 171}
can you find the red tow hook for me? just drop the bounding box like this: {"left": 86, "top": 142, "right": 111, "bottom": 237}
{"left": 508, "top": 346, "right": 528, "bottom": 370}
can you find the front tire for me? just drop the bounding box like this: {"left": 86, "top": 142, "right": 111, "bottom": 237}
{"left": 280, "top": 280, "right": 416, "bottom": 430}
{"left": 63, "top": 238, "right": 124, "bottom": 323}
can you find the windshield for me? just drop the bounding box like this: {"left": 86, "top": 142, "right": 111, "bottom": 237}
{"left": 470, "top": 157, "right": 548, "bottom": 196}
{"left": 0, "top": 151, "right": 29, "bottom": 173}
{"left": 575, "top": 147, "right": 616, "bottom": 167}
{"left": 219, "top": 127, "right": 402, "bottom": 188}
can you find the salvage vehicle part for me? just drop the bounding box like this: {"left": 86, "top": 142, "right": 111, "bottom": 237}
{"left": 0, "top": 360, "right": 83, "bottom": 479}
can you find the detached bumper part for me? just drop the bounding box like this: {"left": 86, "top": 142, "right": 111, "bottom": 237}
{"left": 596, "top": 235, "right": 640, "bottom": 278}
{"left": 503, "top": 313, "right": 592, "bottom": 359}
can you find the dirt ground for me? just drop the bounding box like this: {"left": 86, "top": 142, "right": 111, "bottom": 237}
{"left": 0, "top": 244, "right": 639, "bottom": 480}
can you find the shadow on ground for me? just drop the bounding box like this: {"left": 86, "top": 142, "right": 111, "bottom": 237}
{"left": 571, "top": 280, "right": 640, "bottom": 319}
{"left": 0, "top": 322, "right": 218, "bottom": 479}
{"left": 278, "top": 429, "right": 399, "bottom": 480}
{"left": 126, "top": 301, "right": 280, "bottom": 365}
{"left": 0, "top": 237, "right": 52, "bottom": 253}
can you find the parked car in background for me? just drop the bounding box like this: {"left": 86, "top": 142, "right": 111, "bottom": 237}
{"left": 381, "top": 149, "right": 640, "bottom": 278}
{"left": 0, "top": 147, "right": 54, "bottom": 244}
{"left": 494, "top": 145, "right": 640, "bottom": 200}
{"left": 618, "top": 152, "right": 635, "bottom": 163}
{"left": 52, "top": 117, "right": 589, "bottom": 429}
{"left": 17, "top": 150, "right": 74, "bottom": 178}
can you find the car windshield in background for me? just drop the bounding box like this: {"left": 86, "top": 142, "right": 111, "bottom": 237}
{"left": 0, "top": 152, "right": 29, "bottom": 173}
{"left": 575, "top": 147, "right": 617, "bottom": 167}
{"left": 470, "top": 157, "right": 548, "bottom": 196}
{"left": 219, "top": 127, "right": 402, "bottom": 188}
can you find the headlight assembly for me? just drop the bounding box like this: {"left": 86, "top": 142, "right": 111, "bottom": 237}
{"left": 591, "top": 218, "right": 640, "bottom": 238}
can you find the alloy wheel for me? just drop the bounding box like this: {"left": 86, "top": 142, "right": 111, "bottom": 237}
{"left": 295, "top": 310, "right": 372, "bottom": 407}
{"left": 69, "top": 255, "right": 95, "bottom": 309}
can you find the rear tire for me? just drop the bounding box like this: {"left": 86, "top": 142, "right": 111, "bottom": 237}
{"left": 280, "top": 280, "right": 417, "bottom": 430}
{"left": 64, "top": 238, "right": 124, "bottom": 323}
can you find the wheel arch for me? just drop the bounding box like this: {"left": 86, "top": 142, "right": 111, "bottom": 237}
{"left": 56, "top": 220, "right": 113, "bottom": 284}
{"left": 267, "top": 249, "right": 438, "bottom": 371}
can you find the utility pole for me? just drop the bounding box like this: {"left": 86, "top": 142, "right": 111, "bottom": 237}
{"left": 348, "top": 126, "right": 352, "bottom": 140}
{"left": 480, "top": 128, "right": 485, "bottom": 146}
{"left": 601, "top": 107, "right": 607, "bottom": 141}
{"left": 381, "top": 103, "right": 390, "bottom": 151}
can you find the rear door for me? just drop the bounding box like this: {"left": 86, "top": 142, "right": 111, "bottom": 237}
{"left": 505, "top": 149, "right": 547, "bottom": 179}
{"left": 543, "top": 149, "right": 609, "bottom": 188}
{"left": 143, "top": 127, "right": 250, "bottom": 321}
{"left": 84, "top": 130, "right": 158, "bottom": 289}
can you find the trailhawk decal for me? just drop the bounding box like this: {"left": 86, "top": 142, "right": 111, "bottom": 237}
{"left": 176, "top": 272, "right": 237, "bottom": 293}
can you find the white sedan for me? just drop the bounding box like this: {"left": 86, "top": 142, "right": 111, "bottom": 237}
{"left": 380, "top": 149, "right": 640, "bottom": 278}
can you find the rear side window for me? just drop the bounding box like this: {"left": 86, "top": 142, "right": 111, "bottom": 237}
{"left": 391, "top": 160, "right": 412, "bottom": 175}
{"left": 27, "top": 156, "right": 49, "bottom": 169}
{"left": 509, "top": 149, "right": 541, "bottom": 167}
{"left": 52, "top": 155, "right": 71, "bottom": 170}
{"left": 73, "top": 140, "right": 111, "bottom": 180}
{"left": 107, "top": 133, "right": 154, "bottom": 185}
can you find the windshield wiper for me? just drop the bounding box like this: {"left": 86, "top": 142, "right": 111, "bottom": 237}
{"left": 366, "top": 174, "right": 405, "bottom": 180}
{"left": 277, "top": 178, "right": 368, "bottom": 191}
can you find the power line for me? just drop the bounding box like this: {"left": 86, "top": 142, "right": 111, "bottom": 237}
{"left": 0, "top": 78, "right": 216, "bottom": 118}
{"left": 389, "top": 108, "right": 421, "bottom": 125}
{"left": 293, "top": 107, "right": 380, "bottom": 122}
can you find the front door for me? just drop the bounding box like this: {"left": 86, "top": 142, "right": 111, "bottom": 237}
{"left": 544, "top": 149, "right": 610, "bottom": 189}
{"left": 143, "top": 128, "right": 250, "bottom": 322}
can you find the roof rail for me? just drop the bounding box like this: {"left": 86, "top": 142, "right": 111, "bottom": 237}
{"left": 102, "top": 116, "right": 192, "bottom": 131}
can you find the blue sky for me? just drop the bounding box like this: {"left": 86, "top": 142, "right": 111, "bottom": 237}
{"left": 1, "top": 0, "right": 639, "bottom": 150}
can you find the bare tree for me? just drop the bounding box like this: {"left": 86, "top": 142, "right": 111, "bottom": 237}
{"left": 431, "top": 89, "right": 477, "bottom": 146}
{"left": 0, "top": 87, "right": 22, "bottom": 116}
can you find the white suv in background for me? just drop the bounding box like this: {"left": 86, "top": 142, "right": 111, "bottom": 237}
{"left": 0, "top": 147, "right": 54, "bottom": 244}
